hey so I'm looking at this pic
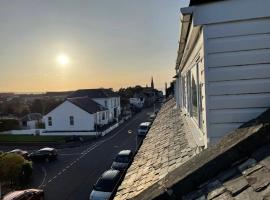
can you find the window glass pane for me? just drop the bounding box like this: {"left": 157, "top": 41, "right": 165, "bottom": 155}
{"left": 70, "top": 116, "right": 74, "bottom": 125}
{"left": 48, "top": 117, "right": 52, "bottom": 126}
{"left": 191, "top": 66, "right": 198, "bottom": 121}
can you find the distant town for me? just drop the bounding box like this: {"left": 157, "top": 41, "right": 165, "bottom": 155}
{"left": 0, "top": 80, "right": 166, "bottom": 133}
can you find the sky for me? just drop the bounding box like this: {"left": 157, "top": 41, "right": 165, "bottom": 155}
{"left": 0, "top": 0, "right": 189, "bottom": 93}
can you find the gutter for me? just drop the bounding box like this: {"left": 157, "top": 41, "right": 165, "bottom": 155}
{"left": 175, "top": 7, "right": 193, "bottom": 71}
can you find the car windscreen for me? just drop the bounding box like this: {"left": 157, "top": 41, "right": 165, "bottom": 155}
{"left": 94, "top": 178, "right": 115, "bottom": 192}
{"left": 139, "top": 125, "right": 148, "bottom": 130}
{"left": 115, "top": 155, "right": 129, "bottom": 163}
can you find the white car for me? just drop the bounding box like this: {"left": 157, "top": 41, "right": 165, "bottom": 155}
{"left": 89, "top": 170, "right": 121, "bottom": 200}
{"left": 137, "top": 122, "right": 151, "bottom": 136}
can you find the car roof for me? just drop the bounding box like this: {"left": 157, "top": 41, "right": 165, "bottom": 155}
{"left": 39, "top": 147, "right": 55, "bottom": 151}
{"left": 101, "top": 169, "right": 120, "bottom": 180}
{"left": 10, "top": 149, "right": 23, "bottom": 152}
{"left": 140, "top": 122, "right": 151, "bottom": 126}
{"left": 118, "top": 150, "right": 132, "bottom": 156}
{"left": 3, "top": 189, "right": 41, "bottom": 200}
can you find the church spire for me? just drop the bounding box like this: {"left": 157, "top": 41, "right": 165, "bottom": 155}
{"left": 151, "top": 76, "right": 154, "bottom": 89}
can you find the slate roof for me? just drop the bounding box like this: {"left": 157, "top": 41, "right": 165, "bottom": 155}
{"left": 114, "top": 98, "right": 199, "bottom": 200}
{"left": 67, "top": 97, "right": 107, "bottom": 114}
{"left": 120, "top": 106, "right": 270, "bottom": 199}
{"left": 68, "top": 88, "right": 119, "bottom": 99}
{"left": 189, "top": 0, "right": 225, "bottom": 6}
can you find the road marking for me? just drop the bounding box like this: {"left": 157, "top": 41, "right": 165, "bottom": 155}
{"left": 59, "top": 153, "right": 82, "bottom": 156}
{"left": 43, "top": 114, "right": 141, "bottom": 188}
{"left": 38, "top": 167, "right": 47, "bottom": 189}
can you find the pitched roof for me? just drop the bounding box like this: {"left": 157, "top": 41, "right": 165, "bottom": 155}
{"left": 114, "top": 98, "right": 199, "bottom": 200}
{"left": 21, "top": 113, "right": 42, "bottom": 122}
{"left": 189, "top": 0, "right": 225, "bottom": 6}
{"left": 126, "top": 107, "right": 270, "bottom": 200}
{"left": 67, "top": 97, "right": 107, "bottom": 114}
{"left": 68, "top": 88, "right": 119, "bottom": 99}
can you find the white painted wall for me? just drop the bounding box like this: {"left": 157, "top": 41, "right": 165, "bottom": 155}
{"left": 190, "top": 0, "right": 270, "bottom": 144}
{"left": 92, "top": 97, "right": 121, "bottom": 121}
{"left": 129, "top": 98, "right": 144, "bottom": 108}
{"left": 43, "top": 101, "right": 95, "bottom": 132}
{"left": 204, "top": 16, "right": 270, "bottom": 143}
{"left": 27, "top": 120, "right": 37, "bottom": 129}
{"left": 179, "top": 26, "right": 208, "bottom": 147}
{"left": 179, "top": 0, "right": 270, "bottom": 146}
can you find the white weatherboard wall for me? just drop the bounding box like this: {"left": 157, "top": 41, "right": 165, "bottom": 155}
{"left": 200, "top": 0, "right": 270, "bottom": 143}
{"left": 178, "top": 0, "right": 270, "bottom": 146}
{"left": 44, "top": 101, "right": 95, "bottom": 132}
{"left": 180, "top": 25, "right": 208, "bottom": 147}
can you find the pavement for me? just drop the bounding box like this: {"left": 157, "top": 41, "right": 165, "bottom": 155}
{"left": 0, "top": 107, "right": 156, "bottom": 200}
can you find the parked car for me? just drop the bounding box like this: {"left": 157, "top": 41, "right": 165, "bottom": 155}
{"left": 3, "top": 189, "right": 44, "bottom": 200}
{"left": 8, "top": 149, "right": 29, "bottom": 159}
{"left": 148, "top": 113, "right": 156, "bottom": 122}
{"left": 137, "top": 122, "right": 151, "bottom": 137}
{"left": 111, "top": 150, "right": 133, "bottom": 171}
{"left": 29, "top": 147, "right": 57, "bottom": 161}
{"left": 89, "top": 169, "right": 121, "bottom": 200}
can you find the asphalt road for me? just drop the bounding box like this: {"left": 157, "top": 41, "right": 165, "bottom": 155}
{"left": 31, "top": 107, "right": 153, "bottom": 200}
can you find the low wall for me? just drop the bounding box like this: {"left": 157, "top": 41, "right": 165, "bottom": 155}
{"left": 1, "top": 129, "right": 44, "bottom": 135}
{"left": 1, "top": 114, "right": 133, "bottom": 137}
{"left": 1, "top": 123, "right": 120, "bottom": 137}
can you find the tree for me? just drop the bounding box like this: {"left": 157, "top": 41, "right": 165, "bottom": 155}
{"left": 30, "top": 99, "right": 43, "bottom": 114}
{"left": 0, "top": 153, "right": 32, "bottom": 198}
{"left": 0, "top": 119, "right": 20, "bottom": 131}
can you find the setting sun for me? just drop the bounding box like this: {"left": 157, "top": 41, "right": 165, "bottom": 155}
{"left": 56, "top": 54, "right": 70, "bottom": 65}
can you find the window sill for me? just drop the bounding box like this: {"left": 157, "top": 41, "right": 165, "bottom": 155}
{"left": 182, "top": 113, "right": 205, "bottom": 147}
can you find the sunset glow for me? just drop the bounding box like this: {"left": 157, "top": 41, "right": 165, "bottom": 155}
{"left": 56, "top": 54, "right": 70, "bottom": 66}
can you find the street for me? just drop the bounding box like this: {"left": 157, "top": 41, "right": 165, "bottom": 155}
{"left": 24, "top": 107, "right": 152, "bottom": 200}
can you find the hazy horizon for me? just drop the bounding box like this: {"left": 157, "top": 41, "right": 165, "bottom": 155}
{"left": 0, "top": 0, "right": 189, "bottom": 92}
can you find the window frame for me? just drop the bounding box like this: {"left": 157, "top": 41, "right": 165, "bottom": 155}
{"left": 48, "top": 116, "right": 52, "bottom": 126}
{"left": 182, "top": 63, "right": 203, "bottom": 130}
{"left": 69, "top": 116, "right": 74, "bottom": 126}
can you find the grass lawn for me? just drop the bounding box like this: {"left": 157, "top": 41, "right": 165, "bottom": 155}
{"left": 0, "top": 134, "right": 68, "bottom": 143}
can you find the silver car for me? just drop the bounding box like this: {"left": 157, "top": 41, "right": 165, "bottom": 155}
{"left": 111, "top": 150, "right": 133, "bottom": 171}
{"left": 89, "top": 170, "right": 121, "bottom": 200}
{"left": 137, "top": 122, "right": 151, "bottom": 136}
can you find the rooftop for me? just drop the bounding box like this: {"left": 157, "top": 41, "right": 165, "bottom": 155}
{"left": 114, "top": 98, "right": 199, "bottom": 199}
{"left": 189, "top": 0, "right": 225, "bottom": 6}
{"left": 68, "top": 88, "right": 119, "bottom": 99}
{"left": 68, "top": 97, "right": 107, "bottom": 114}
{"left": 115, "top": 103, "right": 270, "bottom": 199}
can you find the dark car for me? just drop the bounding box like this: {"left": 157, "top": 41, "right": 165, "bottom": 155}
{"left": 89, "top": 170, "right": 122, "bottom": 200}
{"left": 111, "top": 150, "right": 133, "bottom": 171}
{"left": 3, "top": 189, "right": 44, "bottom": 200}
{"left": 8, "top": 149, "right": 29, "bottom": 160}
{"left": 29, "top": 147, "right": 57, "bottom": 161}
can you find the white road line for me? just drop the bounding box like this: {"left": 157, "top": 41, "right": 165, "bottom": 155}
{"left": 59, "top": 153, "right": 82, "bottom": 156}
{"left": 43, "top": 114, "right": 141, "bottom": 188}
{"left": 38, "top": 167, "right": 47, "bottom": 189}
